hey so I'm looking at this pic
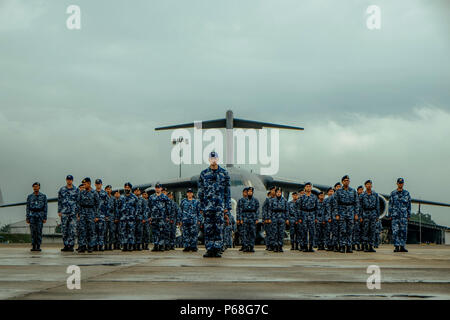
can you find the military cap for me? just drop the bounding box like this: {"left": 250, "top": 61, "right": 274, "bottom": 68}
{"left": 269, "top": 186, "right": 276, "bottom": 190}
{"left": 105, "top": 185, "right": 112, "bottom": 189}
{"left": 318, "top": 191, "right": 324, "bottom": 195}
{"left": 95, "top": 179, "right": 102, "bottom": 184}
{"left": 334, "top": 182, "right": 341, "bottom": 188}
{"left": 327, "top": 187, "right": 333, "bottom": 193}
{"left": 209, "top": 151, "right": 218, "bottom": 158}
{"left": 155, "top": 183, "right": 162, "bottom": 188}
{"left": 357, "top": 185, "right": 363, "bottom": 190}
{"left": 66, "top": 175, "right": 73, "bottom": 180}
{"left": 304, "top": 182, "right": 312, "bottom": 186}
{"left": 243, "top": 187, "right": 248, "bottom": 192}
{"left": 292, "top": 191, "right": 298, "bottom": 195}
{"left": 162, "top": 187, "right": 167, "bottom": 191}
{"left": 275, "top": 187, "right": 282, "bottom": 192}
{"left": 186, "top": 188, "right": 194, "bottom": 193}
{"left": 124, "top": 182, "right": 132, "bottom": 188}
{"left": 397, "top": 178, "right": 404, "bottom": 184}
{"left": 247, "top": 187, "right": 254, "bottom": 192}
{"left": 32, "top": 182, "right": 40, "bottom": 187}
{"left": 364, "top": 180, "right": 372, "bottom": 185}
{"left": 78, "top": 184, "right": 83, "bottom": 188}
{"left": 133, "top": 187, "right": 141, "bottom": 192}
{"left": 341, "top": 175, "right": 350, "bottom": 182}
{"left": 83, "top": 177, "right": 91, "bottom": 183}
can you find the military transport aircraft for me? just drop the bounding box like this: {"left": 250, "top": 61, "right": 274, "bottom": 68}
{"left": 1, "top": 110, "right": 449, "bottom": 243}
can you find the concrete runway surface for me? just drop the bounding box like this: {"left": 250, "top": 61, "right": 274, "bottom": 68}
{"left": 0, "top": 244, "right": 449, "bottom": 300}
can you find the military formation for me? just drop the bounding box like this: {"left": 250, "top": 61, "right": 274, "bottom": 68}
{"left": 26, "top": 152, "right": 411, "bottom": 255}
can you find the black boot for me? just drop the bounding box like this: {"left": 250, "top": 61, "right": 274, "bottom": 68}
{"left": 295, "top": 243, "right": 299, "bottom": 250}
{"left": 214, "top": 249, "right": 222, "bottom": 258}
{"left": 400, "top": 246, "right": 408, "bottom": 252}
{"left": 122, "top": 244, "right": 129, "bottom": 252}
{"left": 113, "top": 244, "right": 118, "bottom": 250}
{"left": 183, "top": 247, "right": 190, "bottom": 252}
{"left": 346, "top": 245, "right": 353, "bottom": 253}
{"left": 278, "top": 246, "right": 284, "bottom": 253}
{"left": 357, "top": 244, "right": 363, "bottom": 251}
{"left": 308, "top": 245, "right": 315, "bottom": 252}
{"left": 239, "top": 246, "right": 244, "bottom": 251}
{"left": 78, "top": 245, "right": 86, "bottom": 253}
{"left": 302, "top": 245, "right": 308, "bottom": 252}
{"left": 87, "top": 246, "right": 93, "bottom": 253}
{"left": 334, "top": 245, "right": 340, "bottom": 252}
{"left": 340, "top": 246, "right": 345, "bottom": 253}
{"left": 98, "top": 245, "right": 104, "bottom": 252}
{"left": 137, "top": 244, "right": 143, "bottom": 251}
{"left": 327, "top": 245, "right": 334, "bottom": 252}
{"left": 368, "top": 245, "right": 376, "bottom": 252}
{"left": 93, "top": 245, "right": 98, "bottom": 252}
{"left": 249, "top": 246, "right": 255, "bottom": 253}
{"left": 68, "top": 245, "right": 74, "bottom": 252}
{"left": 203, "top": 250, "right": 214, "bottom": 258}
{"left": 291, "top": 243, "right": 295, "bottom": 250}
{"left": 31, "top": 244, "right": 36, "bottom": 252}
{"left": 192, "top": 247, "right": 198, "bottom": 252}
{"left": 151, "top": 245, "right": 158, "bottom": 252}
{"left": 144, "top": 244, "right": 149, "bottom": 250}
{"left": 394, "top": 246, "right": 400, "bottom": 252}
{"left": 61, "top": 245, "right": 68, "bottom": 252}
{"left": 352, "top": 244, "right": 356, "bottom": 251}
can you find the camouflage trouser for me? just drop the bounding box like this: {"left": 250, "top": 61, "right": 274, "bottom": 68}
{"left": 331, "top": 218, "right": 341, "bottom": 247}
{"left": 135, "top": 219, "right": 143, "bottom": 245}
{"left": 375, "top": 221, "right": 381, "bottom": 246}
{"left": 338, "top": 215, "right": 354, "bottom": 247}
{"left": 289, "top": 222, "right": 297, "bottom": 245}
{"left": 114, "top": 221, "right": 121, "bottom": 245}
{"left": 143, "top": 222, "right": 151, "bottom": 244}
{"left": 61, "top": 213, "right": 77, "bottom": 246}
{"left": 203, "top": 211, "right": 224, "bottom": 251}
{"left": 182, "top": 222, "right": 199, "bottom": 248}
{"left": 78, "top": 212, "right": 95, "bottom": 248}
{"left": 269, "top": 219, "right": 285, "bottom": 247}
{"left": 301, "top": 216, "right": 315, "bottom": 247}
{"left": 151, "top": 219, "right": 165, "bottom": 246}
{"left": 392, "top": 217, "right": 407, "bottom": 247}
{"left": 315, "top": 222, "right": 329, "bottom": 247}
{"left": 296, "top": 221, "right": 305, "bottom": 246}
{"left": 223, "top": 225, "right": 232, "bottom": 248}
{"left": 324, "top": 222, "right": 333, "bottom": 247}
{"left": 352, "top": 219, "right": 362, "bottom": 245}
{"left": 263, "top": 223, "right": 270, "bottom": 247}
{"left": 94, "top": 219, "right": 106, "bottom": 246}
{"left": 120, "top": 219, "right": 135, "bottom": 245}
{"left": 235, "top": 224, "right": 243, "bottom": 246}
{"left": 29, "top": 216, "right": 44, "bottom": 246}
{"left": 243, "top": 220, "right": 256, "bottom": 247}
{"left": 104, "top": 219, "right": 115, "bottom": 245}
{"left": 362, "top": 212, "right": 377, "bottom": 246}
{"left": 170, "top": 222, "right": 177, "bottom": 246}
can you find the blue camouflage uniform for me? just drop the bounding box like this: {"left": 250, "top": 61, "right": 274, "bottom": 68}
{"left": 361, "top": 191, "right": 380, "bottom": 247}
{"left": 236, "top": 197, "right": 246, "bottom": 246}
{"left": 240, "top": 197, "right": 260, "bottom": 249}
{"left": 315, "top": 199, "right": 327, "bottom": 248}
{"left": 299, "top": 193, "right": 318, "bottom": 247}
{"left": 165, "top": 199, "right": 180, "bottom": 248}
{"left": 388, "top": 189, "right": 411, "bottom": 247}
{"left": 57, "top": 186, "right": 79, "bottom": 247}
{"left": 113, "top": 196, "right": 122, "bottom": 247}
{"left": 134, "top": 196, "right": 144, "bottom": 247}
{"left": 262, "top": 197, "right": 273, "bottom": 248}
{"left": 104, "top": 194, "right": 116, "bottom": 248}
{"left": 375, "top": 220, "right": 382, "bottom": 246}
{"left": 95, "top": 189, "right": 109, "bottom": 247}
{"left": 352, "top": 193, "right": 364, "bottom": 246}
{"left": 118, "top": 193, "right": 139, "bottom": 246}
{"left": 197, "top": 165, "right": 231, "bottom": 252}
{"left": 77, "top": 189, "right": 99, "bottom": 248}
{"left": 287, "top": 199, "right": 300, "bottom": 247}
{"left": 149, "top": 193, "right": 170, "bottom": 247}
{"left": 332, "top": 187, "right": 360, "bottom": 247}
{"left": 268, "top": 196, "right": 288, "bottom": 248}
{"left": 179, "top": 198, "right": 202, "bottom": 249}
{"left": 323, "top": 196, "right": 333, "bottom": 248}
{"left": 142, "top": 198, "right": 151, "bottom": 247}
{"left": 26, "top": 192, "right": 48, "bottom": 247}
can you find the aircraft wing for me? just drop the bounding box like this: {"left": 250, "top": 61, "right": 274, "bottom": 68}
{"left": 147, "top": 176, "right": 199, "bottom": 192}
{"left": 380, "top": 194, "right": 450, "bottom": 208}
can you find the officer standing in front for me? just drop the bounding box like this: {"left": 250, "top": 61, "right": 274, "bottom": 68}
{"left": 26, "top": 182, "right": 48, "bottom": 252}
{"left": 197, "top": 151, "right": 231, "bottom": 258}
{"left": 388, "top": 178, "right": 411, "bottom": 252}
{"left": 57, "top": 175, "right": 79, "bottom": 252}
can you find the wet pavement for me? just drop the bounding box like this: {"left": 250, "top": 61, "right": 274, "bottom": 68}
{"left": 0, "top": 244, "right": 449, "bottom": 299}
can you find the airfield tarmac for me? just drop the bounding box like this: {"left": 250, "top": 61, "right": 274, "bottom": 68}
{"left": 0, "top": 244, "right": 449, "bottom": 300}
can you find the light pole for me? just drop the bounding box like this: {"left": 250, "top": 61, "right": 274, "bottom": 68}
{"left": 172, "top": 137, "right": 189, "bottom": 178}
{"left": 419, "top": 203, "right": 422, "bottom": 244}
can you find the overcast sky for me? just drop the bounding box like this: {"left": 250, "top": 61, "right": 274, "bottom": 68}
{"left": 0, "top": 0, "right": 449, "bottom": 226}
